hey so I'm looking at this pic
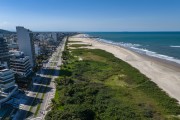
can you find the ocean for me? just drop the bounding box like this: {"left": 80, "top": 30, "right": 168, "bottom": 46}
{"left": 85, "top": 32, "right": 180, "bottom": 64}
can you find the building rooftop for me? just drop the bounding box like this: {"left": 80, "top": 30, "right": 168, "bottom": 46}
{"left": 10, "top": 56, "right": 29, "bottom": 62}
{"left": 10, "top": 50, "right": 24, "bottom": 57}
{"left": 10, "top": 50, "right": 31, "bottom": 62}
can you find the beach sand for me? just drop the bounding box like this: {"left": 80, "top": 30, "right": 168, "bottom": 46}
{"left": 69, "top": 34, "right": 180, "bottom": 103}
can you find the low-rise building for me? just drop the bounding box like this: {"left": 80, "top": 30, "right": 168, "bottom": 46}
{"left": 35, "top": 44, "right": 40, "bottom": 56}
{"left": 51, "top": 32, "right": 57, "bottom": 42}
{"left": 10, "top": 50, "right": 32, "bottom": 78}
{"left": 0, "top": 65, "right": 18, "bottom": 108}
{"left": 0, "top": 38, "right": 11, "bottom": 67}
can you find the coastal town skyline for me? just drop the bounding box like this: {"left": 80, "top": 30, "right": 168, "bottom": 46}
{"left": 1, "top": 0, "right": 180, "bottom": 31}
{"left": 1, "top": 0, "right": 180, "bottom": 119}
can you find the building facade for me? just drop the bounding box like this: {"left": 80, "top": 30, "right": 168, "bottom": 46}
{"left": 0, "top": 38, "right": 10, "bottom": 67}
{"left": 0, "top": 65, "right": 17, "bottom": 107}
{"left": 10, "top": 51, "right": 32, "bottom": 78}
{"left": 52, "top": 33, "right": 57, "bottom": 42}
{"left": 34, "top": 44, "right": 40, "bottom": 56}
{"left": 16, "top": 26, "right": 35, "bottom": 67}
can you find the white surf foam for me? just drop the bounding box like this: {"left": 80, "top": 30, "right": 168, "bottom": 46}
{"left": 170, "top": 46, "right": 180, "bottom": 48}
{"left": 92, "top": 36, "right": 180, "bottom": 65}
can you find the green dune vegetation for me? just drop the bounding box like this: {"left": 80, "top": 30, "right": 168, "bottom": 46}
{"left": 46, "top": 39, "right": 180, "bottom": 120}
{"left": 68, "top": 44, "right": 92, "bottom": 48}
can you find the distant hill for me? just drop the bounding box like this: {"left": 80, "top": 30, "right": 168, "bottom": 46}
{"left": 0, "top": 29, "right": 13, "bottom": 34}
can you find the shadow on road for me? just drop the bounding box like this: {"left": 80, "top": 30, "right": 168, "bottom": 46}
{"left": 31, "top": 84, "right": 52, "bottom": 94}
{"left": 33, "top": 76, "right": 51, "bottom": 85}
{"left": 41, "top": 68, "right": 60, "bottom": 76}
{"left": 22, "top": 96, "right": 42, "bottom": 107}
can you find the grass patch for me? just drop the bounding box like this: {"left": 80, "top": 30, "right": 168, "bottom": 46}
{"left": 28, "top": 83, "right": 42, "bottom": 114}
{"left": 34, "top": 103, "right": 41, "bottom": 117}
{"left": 46, "top": 45, "right": 180, "bottom": 120}
{"left": 69, "top": 44, "right": 92, "bottom": 48}
{"left": 68, "top": 41, "right": 82, "bottom": 43}
{"left": 54, "top": 88, "right": 59, "bottom": 103}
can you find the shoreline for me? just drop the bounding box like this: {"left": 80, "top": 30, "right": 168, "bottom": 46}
{"left": 70, "top": 34, "right": 180, "bottom": 103}
{"left": 91, "top": 37, "right": 180, "bottom": 71}
{"left": 138, "top": 52, "right": 180, "bottom": 72}
{"left": 87, "top": 34, "right": 180, "bottom": 65}
{"left": 97, "top": 39, "right": 180, "bottom": 70}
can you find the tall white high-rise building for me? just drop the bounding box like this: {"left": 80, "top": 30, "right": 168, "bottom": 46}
{"left": 16, "top": 26, "right": 35, "bottom": 67}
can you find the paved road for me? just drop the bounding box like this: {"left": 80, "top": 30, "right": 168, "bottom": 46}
{"left": 13, "top": 70, "right": 48, "bottom": 120}
{"left": 30, "top": 75, "right": 49, "bottom": 116}
{"left": 37, "top": 37, "right": 67, "bottom": 120}
{"left": 13, "top": 37, "right": 67, "bottom": 120}
{"left": 30, "top": 37, "right": 66, "bottom": 120}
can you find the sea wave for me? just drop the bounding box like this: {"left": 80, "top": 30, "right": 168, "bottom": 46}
{"left": 83, "top": 34, "right": 90, "bottom": 38}
{"left": 170, "top": 45, "right": 180, "bottom": 48}
{"left": 130, "top": 47, "right": 180, "bottom": 64}
{"left": 92, "top": 37, "right": 180, "bottom": 65}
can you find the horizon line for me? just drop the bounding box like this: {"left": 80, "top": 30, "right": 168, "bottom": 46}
{"left": 1, "top": 29, "right": 180, "bottom": 33}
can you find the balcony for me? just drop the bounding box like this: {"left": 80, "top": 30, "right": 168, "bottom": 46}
{"left": 0, "top": 77, "right": 14, "bottom": 84}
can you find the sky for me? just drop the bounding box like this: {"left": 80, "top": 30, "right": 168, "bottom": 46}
{"left": 0, "top": 0, "right": 180, "bottom": 32}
